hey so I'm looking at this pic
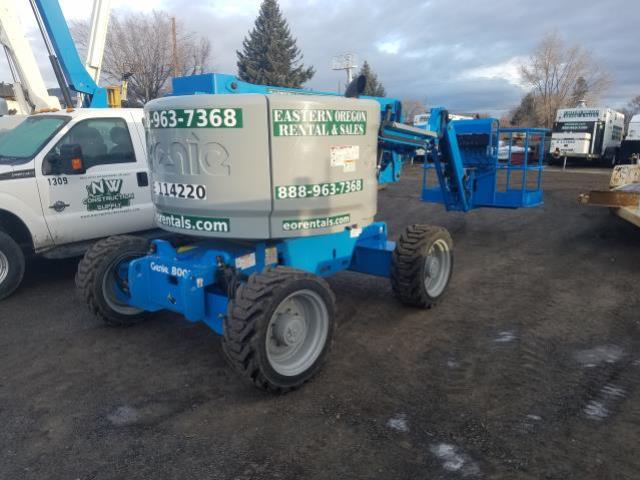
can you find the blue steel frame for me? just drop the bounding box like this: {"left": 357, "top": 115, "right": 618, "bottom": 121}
{"left": 33, "top": 0, "right": 108, "bottom": 107}
{"left": 126, "top": 223, "right": 393, "bottom": 334}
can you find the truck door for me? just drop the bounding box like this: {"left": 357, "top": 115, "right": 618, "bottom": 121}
{"left": 37, "top": 115, "right": 154, "bottom": 245}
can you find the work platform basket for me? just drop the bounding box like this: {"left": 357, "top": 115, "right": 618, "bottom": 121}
{"left": 421, "top": 120, "right": 547, "bottom": 211}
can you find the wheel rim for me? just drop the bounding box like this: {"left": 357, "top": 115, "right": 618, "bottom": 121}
{"left": 101, "top": 254, "right": 144, "bottom": 316}
{"left": 266, "top": 289, "right": 329, "bottom": 377}
{"left": 0, "top": 250, "right": 8, "bottom": 285}
{"left": 423, "top": 239, "right": 452, "bottom": 297}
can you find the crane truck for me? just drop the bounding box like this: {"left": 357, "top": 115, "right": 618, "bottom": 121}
{"left": 0, "top": 0, "right": 159, "bottom": 300}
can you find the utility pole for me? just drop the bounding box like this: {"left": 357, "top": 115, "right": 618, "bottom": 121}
{"left": 331, "top": 53, "right": 357, "bottom": 90}
{"left": 171, "top": 16, "right": 178, "bottom": 77}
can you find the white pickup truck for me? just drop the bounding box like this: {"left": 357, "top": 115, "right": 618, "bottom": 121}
{"left": 0, "top": 108, "right": 155, "bottom": 299}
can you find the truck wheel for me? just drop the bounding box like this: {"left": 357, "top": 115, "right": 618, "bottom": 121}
{"left": 0, "top": 231, "right": 25, "bottom": 301}
{"left": 604, "top": 147, "right": 618, "bottom": 167}
{"left": 222, "top": 267, "right": 336, "bottom": 393}
{"left": 391, "top": 224, "right": 453, "bottom": 308}
{"left": 76, "top": 236, "right": 150, "bottom": 326}
{"left": 546, "top": 153, "right": 557, "bottom": 166}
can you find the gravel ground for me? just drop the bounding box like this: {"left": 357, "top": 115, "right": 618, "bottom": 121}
{"left": 1, "top": 166, "right": 639, "bottom": 480}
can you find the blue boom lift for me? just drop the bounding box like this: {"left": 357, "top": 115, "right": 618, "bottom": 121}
{"left": 77, "top": 73, "right": 547, "bottom": 393}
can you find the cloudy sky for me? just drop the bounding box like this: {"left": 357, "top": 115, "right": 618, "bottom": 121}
{"left": 4, "top": 0, "right": 638, "bottom": 115}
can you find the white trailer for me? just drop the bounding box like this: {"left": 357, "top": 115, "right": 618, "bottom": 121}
{"left": 413, "top": 113, "right": 473, "bottom": 160}
{"left": 618, "top": 114, "right": 640, "bottom": 165}
{"left": 549, "top": 105, "right": 625, "bottom": 166}
{"left": 413, "top": 112, "right": 472, "bottom": 128}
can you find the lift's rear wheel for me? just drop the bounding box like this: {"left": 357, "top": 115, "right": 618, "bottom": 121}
{"left": 76, "top": 236, "right": 151, "bottom": 326}
{"left": 222, "top": 267, "right": 336, "bottom": 393}
{"left": 391, "top": 224, "right": 453, "bottom": 308}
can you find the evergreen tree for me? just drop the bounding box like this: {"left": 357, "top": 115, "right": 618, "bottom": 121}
{"left": 570, "top": 76, "right": 589, "bottom": 106}
{"left": 237, "top": 0, "right": 314, "bottom": 88}
{"left": 359, "top": 61, "right": 386, "bottom": 97}
{"left": 511, "top": 92, "right": 538, "bottom": 127}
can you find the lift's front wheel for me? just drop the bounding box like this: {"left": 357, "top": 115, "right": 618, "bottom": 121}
{"left": 76, "top": 236, "right": 151, "bottom": 326}
{"left": 391, "top": 224, "right": 453, "bottom": 308}
{"left": 222, "top": 267, "right": 336, "bottom": 393}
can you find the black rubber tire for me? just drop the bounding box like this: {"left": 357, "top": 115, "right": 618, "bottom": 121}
{"left": 222, "top": 266, "right": 336, "bottom": 394}
{"left": 0, "top": 230, "right": 25, "bottom": 301}
{"left": 613, "top": 148, "right": 623, "bottom": 166}
{"left": 390, "top": 224, "right": 454, "bottom": 308}
{"left": 603, "top": 147, "right": 618, "bottom": 168}
{"left": 546, "top": 154, "right": 557, "bottom": 166}
{"left": 75, "top": 235, "right": 151, "bottom": 326}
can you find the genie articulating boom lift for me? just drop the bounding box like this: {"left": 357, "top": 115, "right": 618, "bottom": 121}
{"left": 76, "top": 71, "right": 547, "bottom": 393}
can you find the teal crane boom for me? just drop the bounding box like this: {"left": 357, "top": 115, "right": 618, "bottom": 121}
{"left": 29, "top": 0, "right": 108, "bottom": 107}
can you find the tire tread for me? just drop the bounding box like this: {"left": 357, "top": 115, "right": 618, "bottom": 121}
{"left": 390, "top": 224, "right": 453, "bottom": 308}
{"left": 222, "top": 266, "right": 335, "bottom": 394}
{"left": 75, "top": 235, "right": 150, "bottom": 326}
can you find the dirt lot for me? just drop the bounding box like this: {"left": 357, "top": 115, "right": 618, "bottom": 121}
{"left": 2, "top": 166, "right": 639, "bottom": 480}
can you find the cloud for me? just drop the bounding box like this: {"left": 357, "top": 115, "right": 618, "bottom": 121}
{"left": 376, "top": 37, "right": 403, "bottom": 55}
{"left": 461, "top": 56, "right": 527, "bottom": 88}
{"left": 2, "top": 0, "right": 638, "bottom": 115}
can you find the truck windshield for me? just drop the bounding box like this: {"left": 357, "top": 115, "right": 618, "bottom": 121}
{"left": 0, "top": 116, "right": 68, "bottom": 165}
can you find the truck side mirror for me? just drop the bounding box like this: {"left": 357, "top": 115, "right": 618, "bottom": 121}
{"left": 60, "top": 144, "right": 86, "bottom": 175}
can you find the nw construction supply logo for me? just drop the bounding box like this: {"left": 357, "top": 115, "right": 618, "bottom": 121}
{"left": 83, "top": 178, "right": 134, "bottom": 211}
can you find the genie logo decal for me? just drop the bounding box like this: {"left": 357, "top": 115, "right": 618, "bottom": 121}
{"left": 83, "top": 178, "right": 135, "bottom": 211}
{"left": 149, "top": 131, "right": 231, "bottom": 177}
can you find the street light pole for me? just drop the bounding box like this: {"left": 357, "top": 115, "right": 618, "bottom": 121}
{"left": 331, "top": 53, "right": 357, "bottom": 91}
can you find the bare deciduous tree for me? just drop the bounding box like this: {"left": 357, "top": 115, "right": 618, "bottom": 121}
{"left": 401, "top": 100, "right": 426, "bottom": 125}
{"left": 72, "top": 11, "right": 212, "bottom": 104}
{"left": 519, "top": 32, "right": 611, "bottom": 128}
{"left": 620, "top": 95, "right": 640, "bottom": 132}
